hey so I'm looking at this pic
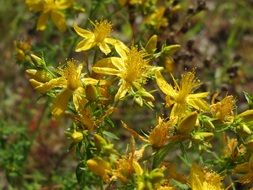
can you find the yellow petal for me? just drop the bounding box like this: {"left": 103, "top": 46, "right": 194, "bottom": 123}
{"left": 51, "top": 89, "right": 72, "bottom": 118}
{"left": 29, "top": 79, "right": 43, "bottom": 89}
{"left": 187, "top": 96, "right": 210, "bottom": 112}
{"left": 115, "top": 82, "right": 130, "bottom": 101}
{"left": 36, "top": 12, "right": 49, "bottom": 31}
{"left": 105, "top": 38, "right": 129, "bottom": 58}
{"left": 190, "top": 92, "right": 209, "bottom": 98}
{"left": 132, "top": 160, "right": 143, "bottom": 175}
{"left": 170, "top": 103, "right": 187, "bottom": 117}
{"left": 73, "top": 87, "right": 87, "bottom": 111}
{"left": 81, "top": 77, "right": 100, "bottom": 85}
{"left": 56, "top": 0, "right": 73, "bottom": 9}
{"left": 94, "top": 58, "right": 115, "bottom": 68}
{"left": 75, "top": 39, "right": 95, "bottom": 52}
{"left": 92, "top": 67, "right": 120, "bottom": 76}
{"left": 74, "top": 23, "right": 93, "bottom": 38}
{"left": 111, "top": 57, "right": 125, "bottom": 70}
{"left": 99, "top": 42, "right": 111, "bottom": 55}
{"left": 35, "top": 77, "right": 67, "bottom": 94}
{"left": 155, "top": 71, "right": 177, "bottom": 97}
{"left": 26, "top": 0, "right": 43, "bottom": 11}
{"left": 51, "top": 11, "right": 67, "bottom": 32}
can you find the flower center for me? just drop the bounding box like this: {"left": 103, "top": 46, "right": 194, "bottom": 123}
{"left": 44, "top": 0, "right": 57, "bottom": 12}
{"left": 176, "top": 72, "right": 199, "bottom": 103}
{"left": 63, "top": 62, "right": 81, "bottom": 91}
{"left": 123, "top": 47, "right": 148, "bottom": 84}
{"left": 94, "top": 20, "right": 112, "bottom": 43}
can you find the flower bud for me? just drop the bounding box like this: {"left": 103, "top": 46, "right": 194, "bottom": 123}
{"left": 29, "top": 79, "right": 43, "bottom": 89}
{"left": 162, "top": 44, "right": 181, "bottom": 55}
{"left": 145, "top": 35, "right": 157, "bottom": 54}
{"left": 94, "top": 134, "right": 107, "bottom": 150}
{"left": 71, "top": 131, "right": 83, "bottom": 143}
{"left": 16, "top": 49, "right": 26, "bottom": 61}
{"left": 236, "top": 124, "right": 252, "bottom": 136}
{"left": 164, "top": 56, "right": 174, "bottom": 73}
{"left": 177, "top": 112, "right": 197, "bottom": 135}
{"left": 87, "top": 157, "right": 110, "bottom": 181}
{"left": 193, "top": 132, "right": 214, "bottom": 141}
{"left": 237, "top": 109, "right": 253, "bottom": 122}
{"left": 150, "top": 169, "right": 164, "bottom": 184}
{"left": 30, "top": 54, "right": 45, "bottom": 67}
{"left": 85, "top": 85, "right": 98, "bottom": 101}
{"left": 26, "top": 69, "right": 52, "bottom": 82}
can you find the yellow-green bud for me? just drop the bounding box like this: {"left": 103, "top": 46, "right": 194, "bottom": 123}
{"left": 87, "top": 157, "right": 110, "bottom": 180}
{"left": 237, "top": 109, "right": 253, "bottom": 122}
{"left": 145, "top": 35, "right": 157, "bottom": 54}
{"left": 94, "top": 134, "right": 107, "bottom": 150}
{"left": 150, "top": 169, "right": 164, "bottom": 184}
{"left": 177, "top": 112, "right": 198, "bottom": 135}
{"left": 85, "top": 85, "right": 98, "bottom": 101}
{"left": 237, "top": 124, "right": 252, "bottom": 136}
{"left": 30, "top": 54, "right": 45, "bottom": 67}
{"left": 26, "top": 69, "right": 51, "bottom": 83}
{"left": 193, "top": 132, "right": 214, "bottom": 141}
{"left": 71, "top": 131, "right": 83, "bottom": 143}
{"left": 162, "top": 44, "right": 181, "bottom": 55}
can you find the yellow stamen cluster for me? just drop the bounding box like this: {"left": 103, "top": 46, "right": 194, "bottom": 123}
{"left": 149, "top": 117, "right": 174, "bottom": 148}
{"left": 176, "top": 72, "right": 200, "bottom": 103}
{"left": 93, "top": 20, "right": 112, "bottom": 42}
{"left": 123, "top": 47, "right": 149, "bottom": 84}
{"left": 190, "top": 164, "right": 224, "bottom": 190}
{"left": 211, "top": 95, "right": 235, "bottom": 123}
{"left": 62, "top": 61, "right": 82, "bottom": 91}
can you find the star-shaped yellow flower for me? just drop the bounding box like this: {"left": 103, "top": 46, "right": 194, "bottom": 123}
{"left": 28, "top": 60, "right": 100, "bottom": 118}
{"left": 26, "top": 0, "right": 73, "bottom": 32}
{"left": 190, "top": 164, "right": 224, "bottom": 190}
{"left": 155, "top": 71, "right": 209, "bottom": 117}
{"left": 74, "top": 20, "right": 128, "bottom": 55}
{"left": 210, "top": 95, "right": 235, "bottom": 123}
{"left": 92, "top": 46, "right": 162, "bottom": 102}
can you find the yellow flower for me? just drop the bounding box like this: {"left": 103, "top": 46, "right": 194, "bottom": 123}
{"left": 190, "top": 164, "right": 224, "bottom": 190}
{"left": 87, "top": 157, "right": 111, "bottom": 182}
{"left": 145, "top": 7, "right": 168, "bottom": 29}
{"left": 93, "top": 46, "right": 162, "bottom": 101}
{"left": 25, "top": 0, "right": 73, "bottom": 32}
{"left": 234, "top": 154, "right": 253, "bottom": 184}
{"left": 29, "top": 60, "right": 99, "bottom": 118}
{"left": 211, "top": 95, "right": 235, "bottom": 123}
{"left": 155, "top": 71, "right": 209, "bottom": 117}
{"left": 112, "top": 137, "right": 143, "bottom": 182}
{"left": 148, "top": 117, "right": 175, "bottom": 148}
{"left": 74, "top": 20, "right": 128, "bottom": 55}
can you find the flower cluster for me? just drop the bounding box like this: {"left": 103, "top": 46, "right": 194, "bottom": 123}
{"left": 17, "top": 1, "right": 253, "bottom": 189}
